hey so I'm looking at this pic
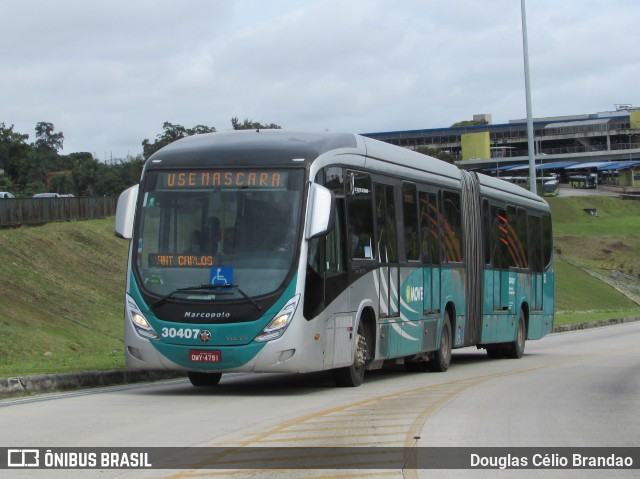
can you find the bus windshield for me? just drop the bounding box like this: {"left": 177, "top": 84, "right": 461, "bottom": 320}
{"left": 134, "top": 168, "right": 304, "bottom": 301}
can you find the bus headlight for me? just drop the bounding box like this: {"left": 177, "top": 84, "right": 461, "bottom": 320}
{"left": 254, "top": 295, "right": 300, "bottom": 342}
{"left": 126, "top": 294, "right": 159, "bottom": 340}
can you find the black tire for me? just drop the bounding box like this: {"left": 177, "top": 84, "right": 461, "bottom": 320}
{"left": 332, "top": 321, "right": 368, "bottom": 387}
{"left": 428, "top": 313, "right": 452, "bottom": 372}
{"left": 188, "top": 371, "right": 222, "bottom": 387}
{"left": 405, "top": 358, "right": 429, "bottom": 372}
{"left": 485, "top": 346, "right": 506, "bottom": 359}
{"left": 506, "top": 311, "right": 526, "bottom": 359}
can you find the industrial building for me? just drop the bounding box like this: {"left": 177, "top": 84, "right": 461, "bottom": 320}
{"left": 363, "top": 106, "right": 640, "bottom": 189}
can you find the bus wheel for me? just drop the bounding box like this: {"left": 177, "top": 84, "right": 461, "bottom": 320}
{"left": 188, "top": 372, "right": 222, "bottom": 387}
{"left": 506, "top": 311, "right": 526, "bottom": 359}
{"left": 428, "top": 313, "right": 452, "bottom": 372}
{"left": 405, "top": 358, "right": 429, "bottom": 372}
{"left": 332, "top": 321, "right": 368, "bottom": 387}
{"left": 485, "top": 345, "right": 506, "bottom": 359}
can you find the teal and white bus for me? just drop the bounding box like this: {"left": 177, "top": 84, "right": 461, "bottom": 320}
{"left": 115, "top": 131, "right": 554, "bottom": 387}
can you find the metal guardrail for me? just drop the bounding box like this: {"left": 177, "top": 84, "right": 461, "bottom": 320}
{"left": 0, "top": 197, "right": 117, "bottom": 228}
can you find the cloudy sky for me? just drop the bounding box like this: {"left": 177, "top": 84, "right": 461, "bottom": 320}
{"left": 2, "top": 0, "right": 638, "bottom": 159}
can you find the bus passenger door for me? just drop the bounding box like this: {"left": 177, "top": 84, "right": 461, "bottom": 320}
{"left": 494, "top": 207, "right": 512, "bottom": 311}
{"left": 374, "top": 183, "right": 400, "bottom": 353}
{"left": 529, "top": 215, "right": 544, "bottom": 311}
{"left": 420, "top": 192, "right": 441, "bottom": 315}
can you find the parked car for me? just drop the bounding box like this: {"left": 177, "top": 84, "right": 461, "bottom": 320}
{"left": 0, "top": 191, "right": 15, "bottom": 199}
{"left": 32, "top": 192, "right": 60, "bottom": 198}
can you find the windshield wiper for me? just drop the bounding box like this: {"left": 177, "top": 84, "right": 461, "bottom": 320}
{"left": 150, "top": 284, "right": 232, "bottom": 310}
{"left": 150, "top": 284, "right": 262, "bottom": 311}
{"left": 229, "top": 284, "right": 263, "bottom": 312}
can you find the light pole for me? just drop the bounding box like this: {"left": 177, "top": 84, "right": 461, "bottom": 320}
{"left": 521, "top": 0, "right": 537, "bottom": 194}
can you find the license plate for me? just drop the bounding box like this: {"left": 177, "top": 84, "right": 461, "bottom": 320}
{"left": 189, "top": 350, "right": 221, "bottom": 363}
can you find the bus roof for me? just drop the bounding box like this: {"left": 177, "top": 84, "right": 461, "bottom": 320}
{"left": 477, "top": 172, "right": 549, "bottom": 210}
{"left": 144, "top": 130, "right": 548, "bottom": 210}
{"left": 147, "top": 130, "right": 462, "bottom": 183}
{"left": 147, "top": 130, "right": 358, "bottom": 168}
{"left": 361, "top": 135, "right": 461, "bottom": 182}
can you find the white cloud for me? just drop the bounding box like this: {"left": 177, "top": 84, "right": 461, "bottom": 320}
{"left": 1, "top": 0, "right": 638, "bottom": 157}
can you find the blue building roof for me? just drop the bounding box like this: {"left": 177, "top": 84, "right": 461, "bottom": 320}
{"left": 597, "top": 160, "right": 640, "bottom": 171}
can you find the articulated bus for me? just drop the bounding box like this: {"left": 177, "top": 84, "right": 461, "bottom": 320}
{"left": 115, "top": 131, "right": 554, "bottom": 387}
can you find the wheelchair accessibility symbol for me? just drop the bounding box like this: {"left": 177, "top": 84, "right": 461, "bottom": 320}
{"left": 210, "top": 267, "right": 233, "bottom": 286}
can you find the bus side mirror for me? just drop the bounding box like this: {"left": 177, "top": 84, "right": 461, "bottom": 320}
{"left": 305, "top": 183, "right": 335, "bottom": 240}
{"left": 114, "top": 184, "right": 139, "bottom": 240}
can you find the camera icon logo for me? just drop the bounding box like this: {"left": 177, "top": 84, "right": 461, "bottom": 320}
{"left": 8, "top": 449, "right": 40, "bottom": 468}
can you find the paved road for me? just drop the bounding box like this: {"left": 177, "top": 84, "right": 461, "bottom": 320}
{"left": 1, "top": 322, "right": 639, "bottom": 478}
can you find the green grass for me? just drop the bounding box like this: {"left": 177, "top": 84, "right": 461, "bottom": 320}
{"left": 0, "top": 219, "right": 128, "bottom": 376}
{"left": 547, "top": 196, "right": 640, "bottom": 277}
{"left": 554, "top": 259, "right": 638, "bottom": 313}
{"left": 1, "top": 196, "right": 639, "bottom": 377}
{"left": 548, "top": 195, "right": 640, "bottom": 323}
{"left": 547, "top": 196, "right": 640, "bottom": 236}
{"left": 554, "top": 258, "right": 639, "bottom": 325}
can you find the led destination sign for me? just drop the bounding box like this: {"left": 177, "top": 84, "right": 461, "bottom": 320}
{"left": 160, "top": 170, "right": 288, "bottom": 189}
{"left": 149, "top": 254, "right": 215, "bottom": 268}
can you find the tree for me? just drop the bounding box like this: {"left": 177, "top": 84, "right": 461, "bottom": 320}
{"left": 50, "top": 172, "right": 75, "bottom": 195}
{"left": 0, "top": 123, "right": 30, "bottom": 183}
{"left": 72, "top": 155, "right": 101, "bottom": 196}
{"left": 142, "top": 122, "right": 216, "bottom": 159}
{"left": 20, "top": 149, "right": 48, "bottom": 187}
{"left": 34, "top": 121, "right": 64, "bottom": 152}
{"left": 231, "top": 117, "right": 281, "bottom": 130}
{"left": 23, "top": 181, "right": 46, "bottom": 197}
{"left": 94, "top": 155, "right": 145, "bottom": 196}
{"left": 0, "top": 121, "right": 147, "bottom": 197}
{"left": 0, "top": 175, "right": 15, "bottom": 193}
{"left": 450, "top": 120, "right": 488, "bottom": 128}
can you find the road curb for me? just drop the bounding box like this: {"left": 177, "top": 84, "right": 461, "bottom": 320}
{"left": 0, "top": 370, "right": 185, "bottom": 398}
{"left": 2, "top": 316, "right": 639, "bottom": 398}
{"left": 552, "top": 315, "right": 640, "bottom": 333}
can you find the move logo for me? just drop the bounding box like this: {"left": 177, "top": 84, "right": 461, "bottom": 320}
{"left": 405, "top": 285, "right": 423, "bottom": 303}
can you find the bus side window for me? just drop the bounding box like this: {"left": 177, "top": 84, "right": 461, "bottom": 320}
{"left": 429, "top": 193, "right": 440, "bottom": 264}
{"left": 516, "top": 207, "right": 529, "bottom": 269}
{"left": 324, "top": 167, "right": 344, "bottom": 195}
{"left": 346, "top": 171, "right": 375, "bottom": 259}
{"left": 504, "top": 205, "right": 520, "bottom": 269}
{"left": 374, "top": 183, "right": 398, "bottom": 263}
{"left": 402, "top": 183, "right": 420, "bottom": 262}
{"left": 482, "top": 199, "right": 492, "bottom": 265}
{"left": 305, "top": 168, "right": 348, "bottom": 319}
{"left": 528, "top": 214, "right": 543, "bottom": 273}
{"left": 319, "top": 167, "right": 346, "bottom": 275}
{"left": 419, "top": 191, "right": 439, "bottom": 265}
{"left": 325, "top": 200, "right": 346, "bottom": 276}
{"left": 442, "top": 190, "right": 462, "bottom": 263}
{"left": 493, "top": 205, "right": 509, "bottom": 269}
{"left": 542, "top": 213, "right": 553, "bottom": 269}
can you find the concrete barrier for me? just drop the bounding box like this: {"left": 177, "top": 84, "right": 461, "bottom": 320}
{"left": 0, "top": 370, "right": 185, "bottom": 398}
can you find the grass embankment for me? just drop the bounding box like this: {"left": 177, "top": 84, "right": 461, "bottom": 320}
{"left": 547, "top": 195, "right": 640, "bottom": 325}
{"left": 1, "top": 196, "right": 640, "bottom": 377}
{"left": 0, "top": 219, "right": 128, "bottom": 376}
